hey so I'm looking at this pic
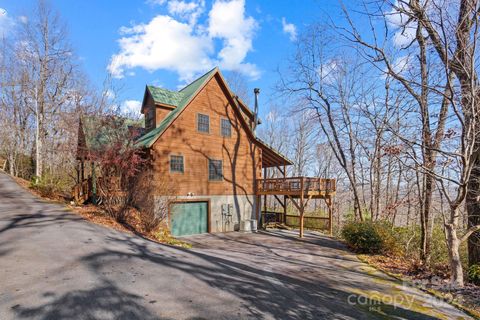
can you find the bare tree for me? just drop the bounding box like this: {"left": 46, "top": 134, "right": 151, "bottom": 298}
{"left": 336, "top": 0, "right": 480, "bottom": 286}
{"left": 18, "top": 0, "right": 76, "bottom": 179}
{"left": 278, "top": 27, "right": 383, "bottom": 221}
{"left": 290, "top": 110, "right": 316, "bottom": 176}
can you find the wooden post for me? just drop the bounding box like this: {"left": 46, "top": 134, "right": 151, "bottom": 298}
{"left": 327, "top": 197, "right": 333, "bottom": 236}
{"left": 299, "top": 205, "right": 305, "bottom": 238}
{"left": 91, "top": 162, "right": 97, "bottom": 205}
{"left": 81, "top": 159, "right": 85, "bottom": 182}
{"left": 300, "top": 177, "right": 305, "bottom": 238}
{"left": 256, "top": 195, "right": 260, "bottom": 222}
{"left": 282, "top": 164, "right": 286, "bottom": 224}
{"left": 263, "top": 167, "right": 267, "bottom": 214}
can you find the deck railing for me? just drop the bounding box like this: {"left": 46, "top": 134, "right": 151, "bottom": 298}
{"left": 261, "top": 211, "right": 331, "bottom": 231}
{"left": 256, "top": 177, "right": 336, "bottom": 194}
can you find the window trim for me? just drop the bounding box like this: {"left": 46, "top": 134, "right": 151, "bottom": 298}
{"left": 169, "top": 154, "right": 185, "bottom": 174}
{"left": 208, "top": 159, "right": 223, "bottom": 181}
{"left": 220, "top": 117, "right": 232, "bottom": 138}
{"left": 196, "top": 113, "right": 210, "bottom": 134}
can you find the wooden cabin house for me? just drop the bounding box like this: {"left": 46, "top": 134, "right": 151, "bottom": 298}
{"left": 135, "top": 67, "right": 293, "bottom": 236}
{"left": 74, "top": 67, "right": 336, "bottom": 237}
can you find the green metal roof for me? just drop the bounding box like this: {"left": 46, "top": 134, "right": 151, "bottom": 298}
{"left": 78, "top": 115, "right": 143, "bottom": 159}
{"left": 136, "top": 67, "right": 218, "bottom": 148}
{"left": 135, "top": 66, "right": 292, "bottom": 167}
{"left": 147, "top": 86, "right": 184, "bottom": 107}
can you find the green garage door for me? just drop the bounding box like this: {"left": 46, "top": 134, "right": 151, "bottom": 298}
{"left": 170, "top": 202, "right": 208, "bottom": 237}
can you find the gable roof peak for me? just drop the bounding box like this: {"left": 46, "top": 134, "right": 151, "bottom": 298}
{"left": 136, "top": 67, "right": 219, "bottom": 148}
{"left": 145, "top": 67, "right": 219, "bottom": 110}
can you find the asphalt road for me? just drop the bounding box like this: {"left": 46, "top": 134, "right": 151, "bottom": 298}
{"left": 0, "top": 172, "right": 473, "bottom": 319}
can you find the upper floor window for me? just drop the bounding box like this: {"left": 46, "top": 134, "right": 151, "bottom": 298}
{"left": 221, "top": 118, "right": 232, "bottom": 137}
{"left": 146, "top": 106, "right": 154, "bottom": 129}
{"left": 170, "top": 155, "right": 184, "bottom": 173}
{"left": 197, "top": 113, "right": 210, "bottom": 133}
{"left": 208, "top": 159, "right": 223, "bottom": 181}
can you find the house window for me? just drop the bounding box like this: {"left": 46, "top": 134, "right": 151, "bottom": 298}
{"left": 146, "top": 107, "right": 154, "bottom": 129}
{"left": 208, "top": 159, "right": 223, "bottom": 181}
{"left": 197, "top": 113, "right": 210, "bottom": 133}
{"left": 170, "top": 155, "right": 184, "bottom": 173}
{"left": 221, "top": 118, "right": 231, "bottom": 137}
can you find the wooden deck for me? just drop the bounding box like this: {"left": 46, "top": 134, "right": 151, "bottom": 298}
{"left": 256, "top": 177, "right": 336, "bottom": 198}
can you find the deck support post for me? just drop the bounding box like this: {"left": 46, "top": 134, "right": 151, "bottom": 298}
{"left": 299, "top": 208, "right": 305, "bottom": 238}
{"left": 300, "top": 177, "right": 304, "bottom": 238}
{"left": 81, "top": 159, "right": 85, "bottom": 182}
{"left": 263, "top": 167, "right": 267, "bottom": 215}
{"left": 282, "top": 165, "right": 286, "bottom": 224}
{"left": 256, "top": 195, "right": 261, "bottom": 223}
{"left": 326, "top": 197, "right": 333, "bottom": 236}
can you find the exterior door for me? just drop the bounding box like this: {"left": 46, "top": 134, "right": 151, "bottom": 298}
{"left": 170, "top": 201, "right": 208, "bottom": 237}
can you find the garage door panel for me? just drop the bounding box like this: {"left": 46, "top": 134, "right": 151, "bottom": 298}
{"left": 171, "top": 202, "right": 208, "bottom": 237}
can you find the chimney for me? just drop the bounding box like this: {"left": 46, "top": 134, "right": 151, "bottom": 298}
{"left": 253, "top": 88, "right": 260, "bottom": 135}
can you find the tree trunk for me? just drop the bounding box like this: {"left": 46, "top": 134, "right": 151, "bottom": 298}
{"left": 445, "top": 223, "right": 464, "bottom": 287}
{"left": 467, "top": 161, "right": 480, "bottom": 266}
{"left": 420, "top": 173, "right": 434, "bottom": 265}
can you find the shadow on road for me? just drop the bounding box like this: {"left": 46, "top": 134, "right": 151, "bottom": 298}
{"left": 14, "top": 231, "right": 444, "bottom": 320}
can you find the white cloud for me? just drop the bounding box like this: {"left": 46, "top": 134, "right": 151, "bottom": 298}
{"left": 281, "top": 17, "right": 297, "bottom": 41}
{"left": 0, "top": 8, "right": 14, "bottom": 36}
{"left": 208, "top": 0, "right": 259, "bottom": 79}
{"left": 147, "top": 0, "right": 167, "bottom": 5}
{"left": 168, "top": 0, "right": 205, "bottom": 25}
{"left": 392, "top": 27, "right": 416, "bottom": 47}
{"left": 317, "top": 59, "right": 340, "bottom": 84}
{"left": 121, "top": 100, "right": 142, "bottom": 115}
{"left": 109, "top": 0, "right": 259, "bottom": 82}
{"left": 18, "top": 15, "right": 28, "bottom": 24}
{"left": 386, "top": 1, "right": 419, "bottom": 48}
{"left": 108, "top": 15, "right": 214, "bottom": 82}
{"left": 103, "top": 89, "right": 115, "bottom": 100}
{"left": 392, "top": 55, "right": 411, "bottom": 74}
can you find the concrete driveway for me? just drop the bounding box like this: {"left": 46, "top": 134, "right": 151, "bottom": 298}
{"left": 0, "top": 172, "right": 472, "bottom": 319}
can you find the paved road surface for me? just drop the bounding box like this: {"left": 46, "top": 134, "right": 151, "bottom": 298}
{"left": 0, "top": 172, "right": 472, "bottom": 319}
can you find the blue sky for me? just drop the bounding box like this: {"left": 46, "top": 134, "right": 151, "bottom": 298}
{"left": 0, "top": 0, "right": 351, "bottom": 119}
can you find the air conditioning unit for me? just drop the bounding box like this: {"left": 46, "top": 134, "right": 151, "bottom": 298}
{"left": 240, "top": 219, "right": 257, "bottom": 233}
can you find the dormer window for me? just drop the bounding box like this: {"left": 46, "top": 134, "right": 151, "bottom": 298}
{"left": 146, "top": 106, "right": 154, "bottom": 129}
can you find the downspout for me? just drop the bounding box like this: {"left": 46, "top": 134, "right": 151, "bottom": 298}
{"left": 253, "top": 88, "right": 261, "bottom": 226}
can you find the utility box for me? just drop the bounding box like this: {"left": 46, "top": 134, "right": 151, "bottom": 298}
{"left": 240, "top": 219, "right": 257, "bottom": 233}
